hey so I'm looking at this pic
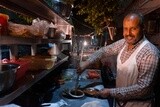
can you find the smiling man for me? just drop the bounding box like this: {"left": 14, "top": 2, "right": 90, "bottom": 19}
{"left": 77, "top": 12, "right": 160, "bottom": 107}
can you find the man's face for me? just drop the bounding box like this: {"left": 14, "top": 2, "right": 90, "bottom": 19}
{"left": 123, "top": 15, "right": 143, "bottom": 45}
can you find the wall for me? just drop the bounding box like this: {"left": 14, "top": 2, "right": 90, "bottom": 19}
{"left": 148, "top": 34, "right": 160, "bottom": 48}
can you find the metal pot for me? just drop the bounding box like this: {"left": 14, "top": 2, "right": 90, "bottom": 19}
{"left": 46, "top": 27, "right": 56, "bottom": 38}
{"left": 0, "top": 63, "right": 20, "bottom": 92}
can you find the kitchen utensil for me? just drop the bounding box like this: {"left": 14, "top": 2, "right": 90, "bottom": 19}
{"left": 46, "top": 27, "right": 56, "bottom": 38}
{"left": 46, "top": 22, "right": 56, "bottom": 38}
{"left": 75, "top": 74, "right": 80, "bottom": 91}
{"left": 2, "top": 59, "right": 29, "bottom": 81}
{"left": 68, "top": 89, "right": 84, "bottom": 98}
{"left": 0, "top": 63, "right": 20, "bottom": 92}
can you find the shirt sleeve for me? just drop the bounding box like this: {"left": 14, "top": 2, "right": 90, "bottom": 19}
{"left": 87, "top": 39, "right": 125, "bottom": 64}
{"left": 110, "top": 45, "right": 160, "bottom": 100}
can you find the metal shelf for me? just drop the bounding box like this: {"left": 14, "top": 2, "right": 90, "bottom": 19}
{"left": 0, "top": 36, "right": 62, "bottom": 45}
{"left": 0, "top": 34, "right": 69, "bottom": 105}
{"left": 0, "top": 55, "right": 68, "bottom": 105}
{"left": 0, "top": 36, "right": 64, "bottom": 59}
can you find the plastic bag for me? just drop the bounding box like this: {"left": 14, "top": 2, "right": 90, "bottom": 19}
{"left": 30, "top": 18, "right": 50, "bottom": 38}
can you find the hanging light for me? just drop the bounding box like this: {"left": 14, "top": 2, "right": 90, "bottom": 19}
{"left": 83, "top": 41, "right": 87, "bottom": 46}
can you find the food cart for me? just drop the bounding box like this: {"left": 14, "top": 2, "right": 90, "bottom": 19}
{"left": 0, "top": 0, "right": 111, "bottom": 106}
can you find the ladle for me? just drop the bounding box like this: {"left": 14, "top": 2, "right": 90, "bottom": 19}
{"left": 74, "top": 42, "right": 84, "bottom": 94}
{"left": 74, "top": 73, "right": 80, "bottom": 94}
{"left": 74, "top": 40, "right": 87, "bottom": 96}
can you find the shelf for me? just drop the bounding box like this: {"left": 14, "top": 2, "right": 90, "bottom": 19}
{"left": 0, "top": 36, "right": 63, "bottom": 45}
{"left": 62, "top": 40, "right": 72, "bottom": 44}
{"left": 0, "top": 54, "right": 68, "bottom": 105}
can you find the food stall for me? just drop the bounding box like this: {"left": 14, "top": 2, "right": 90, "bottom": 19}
{"left": 0, "top": 0, "right": 111, "bottom": 107}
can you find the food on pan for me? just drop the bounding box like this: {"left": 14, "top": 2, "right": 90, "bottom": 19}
{"left": 87, "top": 69, "right": 100, "bottom": 79}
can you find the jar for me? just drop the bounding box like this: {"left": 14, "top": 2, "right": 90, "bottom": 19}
{"left": 0, "top": 13, "right": 9, "bottom": 35}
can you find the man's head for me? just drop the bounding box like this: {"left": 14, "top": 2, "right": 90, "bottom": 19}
{"left": 123, "top": 12, "right": 144, "bottom": 45}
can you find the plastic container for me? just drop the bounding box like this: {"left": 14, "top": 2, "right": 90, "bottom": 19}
{"left": 0, "top": 13, "right": 9, "bottom": 35}
{"left": 19, "top": 55, "right": 57, "bottom": 71}
{"left": 14, "top": 60, "right": 29, "bottom": 80}
{"left": 0, "top": 63, "right": 20, "bottom": 92}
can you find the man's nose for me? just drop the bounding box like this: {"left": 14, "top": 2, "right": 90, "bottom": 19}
{"left": 125, "top": 29, "right": 131, "bottom": 35}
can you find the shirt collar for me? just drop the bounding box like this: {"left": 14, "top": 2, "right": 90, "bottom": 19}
{"left": 126, "top": 36, "right": 145, "bottom": 50}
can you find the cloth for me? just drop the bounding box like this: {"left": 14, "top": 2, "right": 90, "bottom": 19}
{"left": 0, "top": 104, "right": 20, "bottom": 107}
{"left": 87, "top": 37, "right": 159, "bottom": 100}
{"left": 41, "top": 99, "right": 68, "bottom": 107}
{"left": 81, "top": 101, "right": 102, "bottom": 107}
{"left": 116, "top": 39, "right": 151, "bottom": 107}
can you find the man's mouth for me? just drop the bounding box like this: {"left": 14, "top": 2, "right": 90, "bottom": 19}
{"left": 125, "top": 35, "right": 134, "bottom": 41}
{"left": 127, "top": 36, "right": 133, "bottom": 40}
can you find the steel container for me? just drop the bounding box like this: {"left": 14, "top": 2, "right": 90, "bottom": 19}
{"left": 0, "top": 63, "right": 20, "bottom": 92}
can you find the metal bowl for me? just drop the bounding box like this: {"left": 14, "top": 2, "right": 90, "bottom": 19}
{"left": 0, "top": 63, "right": 20, "bottom": 92}
{"left": 68, "top": 89, "right": 84, "bottom": 98}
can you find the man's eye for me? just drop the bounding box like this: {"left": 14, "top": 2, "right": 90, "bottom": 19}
{"left": 131, "top": 28, "right": 137, "bottom": 31}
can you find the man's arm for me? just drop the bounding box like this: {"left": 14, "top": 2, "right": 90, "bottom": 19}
{"left": 77, "top": 39, "right": 125, "bottom": 74}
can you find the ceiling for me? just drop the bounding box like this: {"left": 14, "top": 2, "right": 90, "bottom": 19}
{"left": 0, "top": 0, "right": 71, "bottom": 25}
{"left": 0, "top": 0, "right": 74, "bottom": 35}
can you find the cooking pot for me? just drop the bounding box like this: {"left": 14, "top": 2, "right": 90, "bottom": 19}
{"left": 0, "top": 63, "right": 20, "bottom": 92}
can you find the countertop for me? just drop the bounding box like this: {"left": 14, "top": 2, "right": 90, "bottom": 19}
{"left": 47, "top": 69, "right": 110, "bottom": 107}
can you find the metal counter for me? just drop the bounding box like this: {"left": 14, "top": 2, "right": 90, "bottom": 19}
{"left": 0, "top": 54, "right": 68, "bottom": 105}
{"left": 49, "top": 69, "right": 110, "bottom": 107}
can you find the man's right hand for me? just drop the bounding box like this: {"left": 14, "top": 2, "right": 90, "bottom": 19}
{"left": 77, "top": 61, "right": 90, "bottom": 74}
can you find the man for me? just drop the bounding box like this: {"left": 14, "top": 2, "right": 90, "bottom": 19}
{"left": 77, "top": 12, "right": 160, "bottom": 107}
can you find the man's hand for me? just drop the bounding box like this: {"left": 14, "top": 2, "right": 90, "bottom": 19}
{"left": 77, "top": 61, "right": 90, "bottom": 74}
{"left": 97, "top": 88, "right": 111, "bottom": 98}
